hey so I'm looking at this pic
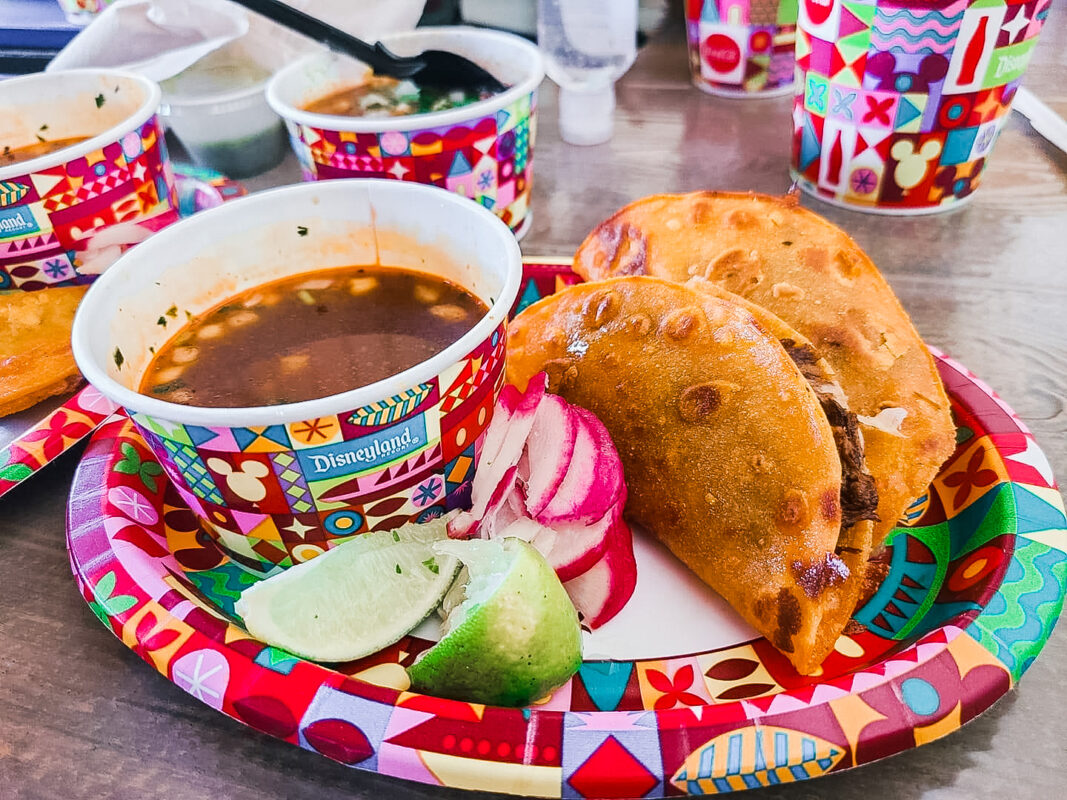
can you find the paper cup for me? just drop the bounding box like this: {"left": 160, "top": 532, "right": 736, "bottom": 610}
{"left": 0, "top": 69, "right": 178, "bottom": 289}
{"left": 267, "top": 27, "right": 544, "bottom": 239}
{"left": 791, "top": 0, "right": 1050, "bottom": 214}
{"left": 72, "top": 179, "right": 521, "bottom": 576}
{"left": 686, "top": 0, "right": 799, "bottom": 97}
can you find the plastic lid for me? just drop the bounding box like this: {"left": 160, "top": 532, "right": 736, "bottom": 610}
{"left": 558, "top": 84, "right": 616, "bottom": 146}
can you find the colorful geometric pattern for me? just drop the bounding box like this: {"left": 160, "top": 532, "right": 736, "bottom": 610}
{"left": 65, "top": 262, "right": 1066, "bottom": 797}
{"left": 348, "top": 384, "right": 433, "bottom": 427}
{"left": 0, "top": 167, "right": 243, "bottom": 499}
{"left": 0, "top": 384, "right": 117, "bottom": 497}
{"left": 686, "top": 0, "right": 799, "bottom": 96}
{"left": 270, "top": 451, "right": 315, "bottom": 514}
{"left": 284, "top": 91, "right": 536, "bottom": 234}
{"left": 162, "top": 439, "right": 224, "bottom": 505}
{"left": 671, "top": 726, "right": 845, "bottom": 792}
{"left": 122, "top": 322, "right": 506, "bottom": 574}
{"left": 792, "top": 0, "right": 1050, "bottom": 212}
{"left": 0, "top": 115, "right": 179, "bottom": 289}
{"left": 511, "top": 256, "right": 586, "bottom": 318}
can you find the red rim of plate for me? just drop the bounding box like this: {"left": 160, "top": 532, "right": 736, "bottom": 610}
{"left": 64, "top": 260, "right": 1067, "bottom": 797}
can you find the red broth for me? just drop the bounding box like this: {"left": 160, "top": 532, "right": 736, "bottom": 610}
{"left": 139, "top": 266, "right": 488, "bottom": 407}
{"left": 0, "top": 136, "right": 90, "bottom": 167}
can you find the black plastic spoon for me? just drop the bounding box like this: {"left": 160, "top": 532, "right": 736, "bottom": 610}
{"left": 229, "top": 0, "right": 507, "bottom": 95}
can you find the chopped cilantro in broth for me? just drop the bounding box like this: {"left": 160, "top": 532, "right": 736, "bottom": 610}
{"left": 303, "top": 75, "right": 494, "bottom": 118}
{"left": 139, "top": 266, "right": 487, "bottom": 408}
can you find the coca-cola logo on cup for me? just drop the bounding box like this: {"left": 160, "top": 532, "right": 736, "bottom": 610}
{"left": 701, "top": 33, "right": 741, "bottom": 74}
{"left": 804, "top": 0, "right": 835, "bottom": 27}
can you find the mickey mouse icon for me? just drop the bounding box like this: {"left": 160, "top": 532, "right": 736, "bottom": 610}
{"left": 890, "top": 139, "right": 943, "bottom": 190}
{"left": 866, "top": 52, "right": 950, "bottom": 94}
{"left": 207, "top": 456, "right": 270, "bottom": 503}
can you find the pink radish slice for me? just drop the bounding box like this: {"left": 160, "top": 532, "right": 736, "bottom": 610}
{"left": 534, "top": 406, "right": 624, "bottom": 527}
{"left": 530, "top": 510, "right": 613, "bottom": 582}
{"left": 495, "top": 508, "right": 612, "bottom": 583}
{"left": 574, "top": 406, "right": 627, "bottom": 510}
{"left": 448, "top": 464, "right": 519, "bottom": 539}
{"left": 461, "top": 377, "right": 546, "bottom": 530}
{"left": 521, "top": 393, "right": 579, "bottom": 518}
{"left": 492, "top": 516, "right": 543, "bottom": 545}
{"left": 481, "top": 476, "right": 528, "bottom": 540}
{"left": 477, "top": 383, "right": 519, "bottom": 468}
{"left": 563, "top": 510, "right": 637, "bottom": 629}
{"left": 450, "top": 371, "right": 636, "bottom": 619}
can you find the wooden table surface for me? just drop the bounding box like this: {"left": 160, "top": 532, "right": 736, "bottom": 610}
{"left": 3, "top": 4, "right": 1066, "bottom": 798}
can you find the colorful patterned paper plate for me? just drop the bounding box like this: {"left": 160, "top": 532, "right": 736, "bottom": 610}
{"left": 0, "top": 166, "right": 245, "bottom": 499}
{"left": 66, "top": 261, "right": 1067, "bottom": 797}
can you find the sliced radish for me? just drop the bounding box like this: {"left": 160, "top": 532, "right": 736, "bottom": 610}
{"left": 529, "top": 509, "right": 615, "bottom": 582}
{"left": 534, "top": 407, "right": 624, "bottom": 527}
{"left": 482, "top": 476, "right": 528, "bottom": 540}
{"left": 448, "top": 464, "right": 519, "bottom": 539}
{"left": 573, "top": 406, "right": 627, "bottom": 511}
{"left": 478, "top": 383, "right": 518, "bottom": 468}
{"left": 462, "top": 377, "right": 546, "bottom": 530}
{"left": 495, "top": 505, "right": 615, "bottom": 583}
{"left": 451, "top": 371, "right": 637, "bottom": 627}
{"left": 521, "top": 393, "right": 578, "bottom": 518}
{"left": 563, "top": 510, "right": 637, "bottom": 629}
{"left": 491, "top": 516, "right": 543, "bottom": 544}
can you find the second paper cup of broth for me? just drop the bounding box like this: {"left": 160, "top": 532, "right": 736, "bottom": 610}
{"left": 72, "top": 180, "right": 521, "bottom": 576}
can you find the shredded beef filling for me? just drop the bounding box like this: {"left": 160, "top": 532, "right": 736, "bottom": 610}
{"left": 780, "top": 339, "right": 880, "bottom": 533}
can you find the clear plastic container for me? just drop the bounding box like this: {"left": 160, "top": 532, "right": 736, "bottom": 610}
{"left": 160, "top": 40, "right": 287, "bottom": 179}
{"left": 537, "top": 0, "right": 638, "bottom": 145}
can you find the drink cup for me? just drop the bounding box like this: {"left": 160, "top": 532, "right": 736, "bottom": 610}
{"left": 268, "top": 27, "right": 544, "bottom": 239}
{"left": 791, "top": 0, "right": 1051, "bottom": 214}
{"left": 686, "top": 0, "right": 800, "bottom": 97}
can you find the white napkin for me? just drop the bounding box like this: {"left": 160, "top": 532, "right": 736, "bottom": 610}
{"left": 282, "top": 0, "right": 428, "bottom": 43}
{"left": 47, "top": 0, "right": 250, "bottom": 81}
{"left": 47, "top": 0, "right": 429, "bottom": 81}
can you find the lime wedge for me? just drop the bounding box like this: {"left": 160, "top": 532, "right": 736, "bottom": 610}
{"left": 233, "top": 517, "right": 459, "bottom": 662}
{"left": 407, "top": 537, "right": 582, "bottom": 706}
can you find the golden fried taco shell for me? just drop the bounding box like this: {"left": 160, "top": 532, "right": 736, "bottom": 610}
{"left": 507, "top": 276, "right": 869, "bottom": 674}
{"left": 0, "top": 286, "right": 87, "bottom": 418}
{"left": 686, "top": 278, "right": 878, "bottom": 560}
{"left": 572, "top": 192, "right": 955, "bottom": 546}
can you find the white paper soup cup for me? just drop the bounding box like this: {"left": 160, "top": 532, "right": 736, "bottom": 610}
{"left": 0, "top": 69, "right": 179, "bottom": 290}
{"left": 72, "top": 179, "right": 521, "bottom": 575}
{"left": 267, "top": 26, "right": 543, "bottom": 239}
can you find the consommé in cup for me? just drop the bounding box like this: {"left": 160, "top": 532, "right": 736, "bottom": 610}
{"left": 266, "top": 26, "right": 543, "bottom": 239}
{"left": 72, "top": 179, "right": 521, "bottom": 576}
{"left": 0, "top": 69, "right": 179, "bottom": 290}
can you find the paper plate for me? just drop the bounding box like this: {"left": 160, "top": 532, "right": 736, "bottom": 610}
{"left": 0, "top": 166, "right": 245, "bottom": 499}
{"left": 65, "top": 260, "right": 1067, "bottom": 797}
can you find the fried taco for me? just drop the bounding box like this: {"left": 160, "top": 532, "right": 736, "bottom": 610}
{"left": 0, "top": 286, "right": 87, "bottom": 418}
{"left": 572, "top": 192, "right": 956, "bottom": 547}
{"left": 688, "top": 277, "right": 878, "bottom": 559}
{"left": 507, "top": 276, "right": 876, "bottom": 674}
